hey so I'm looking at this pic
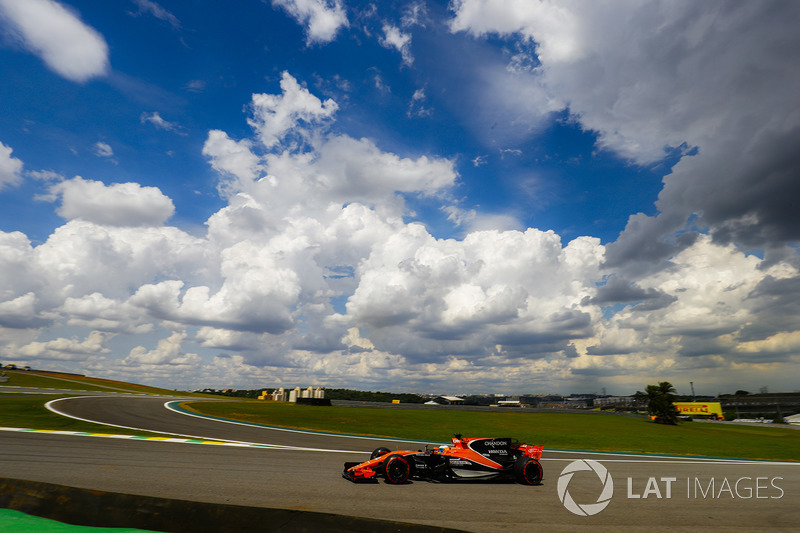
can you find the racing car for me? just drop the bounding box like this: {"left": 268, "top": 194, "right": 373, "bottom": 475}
{"left": 343, "top": 434, "right": 543, "bottom": 485}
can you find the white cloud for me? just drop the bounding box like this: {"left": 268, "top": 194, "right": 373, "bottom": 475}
{"left": 0, "top": 141, "right": 23, "bottom": 191}
{"left": 0, "top": 231, "right": 39, "bottom": 305}
{"left": 450, "top": 0, "right": 800, "bottom": 267}
{"left": 46, "top": 177, "right": 175, "bottom": 227}
{"left": 32, "top": 220, "right": 209, "bottom": 302}
{"left": 204, "top": 72, "right": 456, "bottom": 217}
{"left": 442, "top": 205, "right": 476, "bottom": 227}
{"left": 248, "top": 71, "right": 338, "bottom": 149}
{"left": 125, "top": 331, "right": 201, "bottom": 366}
{"left": 448, "top": 0, "right": 800, "bottom": 160}
{"left": 401, "top": 1, "right": 427, "bottom": 28}
{"left": 271, "top": 0, "right": 348, "bottom": 45}
{"left": 130, "top": 0, "right": 181, "bottom": 30}
{"left": 340, "top": 227, "right": 603, "bottom": 358}
{"left": 449, "top": 0, "right": 583, "bottom": 64}
{"left": 202, "top": 130, "right": 263, "bottom": 192}
{"left": 93, "top": 141, "right": 114, "bottom": 158}
{"left": 185, "top": 79, "right": 205, "bottom": 93}
{"left": 0, "top": 0, "right": 109, "bottom": 82}
{"left": 312, "top": 134, "right": 456, "bottom": 200}
{"left": 17, "top": 331, "right": 114, "bottom": 361}
{"left": 380, "top": 23, "right": 413, "bottom": 66}
{"left": 140, "top": 111, "right": 183, "bottom": 134}
{"left": 127, "top": 244, "right": 302, "bottom": 335}
{"left": 578, "top": 235, "right": 800, "bottom": 381}
{"left": 3, "top": 51, "right": 800, "bottom": 393}
{"left": 407, "top": 88, "right": 431, "bottom": 117}
{"left": 0, "top": 292, "right": 38, "bottom": 328}
{"left": 26, "top": 169, "right": 63, "bottom": 182}
{"left": 60, "top": 292, "right": 152, "bottom": 334}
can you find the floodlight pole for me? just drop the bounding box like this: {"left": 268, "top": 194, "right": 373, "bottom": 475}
{"left": 690, "top": 381, "right": 695, "bottom": 402}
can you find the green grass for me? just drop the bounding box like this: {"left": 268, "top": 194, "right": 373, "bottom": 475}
{"left": 0, "top": 395, "right": 175, "bottom": 437}
{"left": 182, "top": 401, "right": 800, "bottom": 462}
{"left": 0, "top": 370, "right": 197, "bottom": 395}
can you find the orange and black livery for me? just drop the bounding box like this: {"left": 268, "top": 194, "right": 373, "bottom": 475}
{"left": 343, "top": 434, "right": 543, "bottom": 485}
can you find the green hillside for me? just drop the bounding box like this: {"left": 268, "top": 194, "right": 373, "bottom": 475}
{"left": 0, "top": 369, "right": 193, "bottom": 395}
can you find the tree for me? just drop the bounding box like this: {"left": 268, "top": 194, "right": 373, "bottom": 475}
{"left": 645, "top": 381, "right": 680, "bottom": 424}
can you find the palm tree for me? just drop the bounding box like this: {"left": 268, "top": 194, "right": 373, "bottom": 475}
{"left": 645, "top": 381, "right": 680, "bottom": 424}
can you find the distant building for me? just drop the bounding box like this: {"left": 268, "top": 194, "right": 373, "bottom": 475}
{"left": 433, "top": 396, "right": 465, "bottom": 405}
{"left": 278, "top": 386, "right": 325, "bottom": 402}
{"left": 594, "top": 396, "right": 636, "bottom": 408}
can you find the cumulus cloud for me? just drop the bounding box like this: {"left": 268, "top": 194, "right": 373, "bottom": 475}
{"left": 205, "top": 72, "right": 457, "bottom": 214}
{"left": 450, "top": 0, "right": 582, "bottom": 64}
{"left": 44, "top": 177, "right": 175, "bottom": 227}
{"left": 271, "top": 0, "right": 348, "bottom": 45}
{"left": 1, "top": 74, "right": 457, "bottom": 379}
{"left": 17, "top": 331, "right": 114, "bottom": 361}
{"left": 0, "top": 141, "right": 23, "bottom": 191}
{"left": 3, "top": 50, "right": 800, "bottom": 393}
{"left": 0, "top": 0, "right": 109, "bottom": 82}
{"left": 584, "top": 236, "right": 800, "bottom": 369}
{"left": 450, "top": 0, "right": 800, "bottom": 262}
{"left": 0, "top": 292, "right": 39, "bottom": 329}
{"left": 337, "top": 227, "right": 603, "bottom": 361}
{"left": 60, "top": 292, "right": 152, "bottom": 334}
{"left": 125, "top": 331, "right": 201, "bottom": 366}
{"left": 248, "top": 71, "right": 338, "bottom": 149}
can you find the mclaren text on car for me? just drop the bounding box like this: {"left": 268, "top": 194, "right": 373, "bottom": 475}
{"left": 343, "top": 434, "right": 544, "bottom": 485}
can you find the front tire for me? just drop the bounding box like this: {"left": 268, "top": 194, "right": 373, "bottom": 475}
{"left": 383, "top": 454, "right": 411, "bottom": 484}
{"left": 514, "top": 457, "right": 543, "bottom": 485}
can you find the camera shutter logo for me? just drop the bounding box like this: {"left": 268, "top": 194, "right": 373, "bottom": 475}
{"left": 557, "top": 459, "right": 614, "bottom": 516}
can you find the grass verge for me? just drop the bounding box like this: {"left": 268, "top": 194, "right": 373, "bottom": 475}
{"left": 0, "top": 370, "right": 194, "bottom": 395}
{"left": 183, "top": 401, "right": 800, "bottom": 462}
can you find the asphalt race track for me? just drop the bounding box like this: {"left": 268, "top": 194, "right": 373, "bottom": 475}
{"left": 1, "top": 394, "right": 799, "bottom": 532}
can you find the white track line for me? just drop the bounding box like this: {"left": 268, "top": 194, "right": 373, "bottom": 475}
{"left": 45, "top": 397, "right": 364, "bottom": 454}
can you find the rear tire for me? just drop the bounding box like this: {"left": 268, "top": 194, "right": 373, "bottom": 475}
{"left": 370, "top": 446, "right": 391, "bottom": 460}
{"left": 514, "top": 457, "right": 543, "bottom": 485}
{"left": 383, "top": 454, "right": 411, "bottom": 484}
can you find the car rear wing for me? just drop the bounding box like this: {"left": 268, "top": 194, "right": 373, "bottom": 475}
{"left": 519, "top": 444, "right": 543, "bottom": 460}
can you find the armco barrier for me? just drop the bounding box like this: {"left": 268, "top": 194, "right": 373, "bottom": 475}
{"left": 0, "top": 477, "right": 465, "bottom": 533}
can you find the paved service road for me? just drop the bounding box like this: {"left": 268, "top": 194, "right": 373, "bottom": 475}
{"left": 2, "top": 395, "right": 799, "bottom": 532}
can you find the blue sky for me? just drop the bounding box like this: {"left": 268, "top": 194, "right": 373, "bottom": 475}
{"left": 1, "top": 0, "right": 799, "bottom": 396}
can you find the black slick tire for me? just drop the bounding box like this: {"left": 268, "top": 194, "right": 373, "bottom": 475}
{"left": 383, "top": 454, "right": 411, "bottom": 484}
{"left": 514, "top": 457, "right": 543, "bottom": 485}
{"left": 370, "top": 446, "right": 392, "bottom": 460}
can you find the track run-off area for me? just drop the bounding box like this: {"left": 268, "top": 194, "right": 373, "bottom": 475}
{"left": 1, "top": 393, "right": 799, "bottom": 532}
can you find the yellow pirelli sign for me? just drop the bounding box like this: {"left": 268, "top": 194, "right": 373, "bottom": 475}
{"left": 674, "top": 402, "right": 723, "bottom": 416}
